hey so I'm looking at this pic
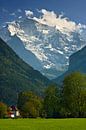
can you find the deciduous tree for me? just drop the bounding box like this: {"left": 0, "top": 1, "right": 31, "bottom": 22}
{"left": 63, "top": 72, "right": 86, "bottom": 117}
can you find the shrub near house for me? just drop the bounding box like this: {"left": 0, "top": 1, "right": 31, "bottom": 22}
{"left": 0, "top": 102, "right": 7, "bottom": 118}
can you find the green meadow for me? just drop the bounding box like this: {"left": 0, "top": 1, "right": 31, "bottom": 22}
{"left": 0, "top": 118, "right": 86, "bottom": 130}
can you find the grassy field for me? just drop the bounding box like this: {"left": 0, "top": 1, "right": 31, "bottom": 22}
{"left": 0, "top": 118, "right": 86, "bottom": 130}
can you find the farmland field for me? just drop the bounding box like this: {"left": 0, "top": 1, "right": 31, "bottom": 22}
{"left": 0, "top": 118, "right": 86, "bottom": 130}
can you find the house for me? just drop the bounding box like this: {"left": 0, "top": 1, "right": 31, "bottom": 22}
{"left": 8, "top": 105, "right": 20, "bottom": 118}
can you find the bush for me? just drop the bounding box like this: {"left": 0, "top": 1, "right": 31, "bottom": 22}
{"left": 0, "top": 102, "right": 7, "bottom": 118}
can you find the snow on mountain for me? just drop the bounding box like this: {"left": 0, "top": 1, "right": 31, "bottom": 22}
{"left": 0, "top": 9, "right": 86, "bottom": 79}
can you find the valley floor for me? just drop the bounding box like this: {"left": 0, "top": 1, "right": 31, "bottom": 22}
{"left": 0, "top": 118, "right": 86, "bottom": 130}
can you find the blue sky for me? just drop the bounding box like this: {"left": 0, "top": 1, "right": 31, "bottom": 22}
{"left": 0, "top": 0, "right": 86, "bottom": 26}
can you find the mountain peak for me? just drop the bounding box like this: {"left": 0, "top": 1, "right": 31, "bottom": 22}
{"left": 0, "top": 17, "right": 86, "bottom": 79}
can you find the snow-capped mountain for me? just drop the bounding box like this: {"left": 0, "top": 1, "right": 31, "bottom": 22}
{"left": 0, "top": 10, "right": 86, "bottom": 79}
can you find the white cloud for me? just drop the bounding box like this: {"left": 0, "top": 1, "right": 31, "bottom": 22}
{"left": 2, "top": 8, "right": 8, "bottom": 13}
{"left": 18, "top": 16, "right": 22, "bottom": 19}
{"left": 6, "top": 8, "right": 86, "bottom": 35}
{"left": 33, "top": 9, "right": 86, "bottom": 34}
{"left": 25, "top": 10, "right": 33, "bottom": 17}
{"left": 17, "top": 9, "right": 22, "bottom": 13}
{"left": 10, "top": 12, "right": 16, "bottom": 16}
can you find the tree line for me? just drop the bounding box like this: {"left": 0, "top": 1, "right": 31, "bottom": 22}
{"left": 0, "top": 72, "right": 86, "bottom": 118}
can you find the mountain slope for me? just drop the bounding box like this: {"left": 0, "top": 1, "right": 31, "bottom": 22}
{"left": 53, "top": 46, "right": 86, "bottom": 84}
{"left": 0, "top": 38, "right": 50, "bottom": 105}
{"left": 68, "top": 46, "right": 86, "bottom": 72}
{"left": 0, "top": 18, "right": 86, "bottom": 79}
{"left": 7, "top": 35, "right": 42, "bottom": 70}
